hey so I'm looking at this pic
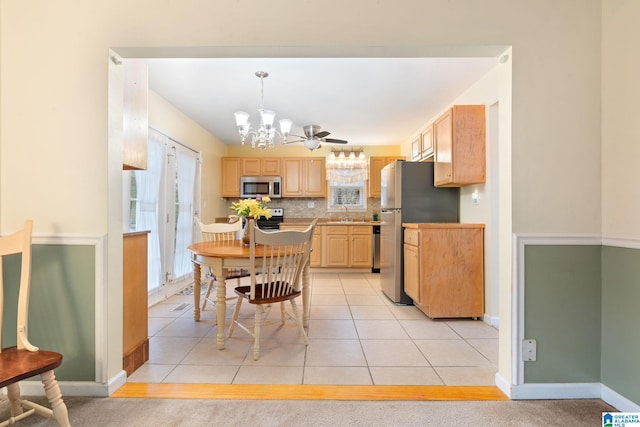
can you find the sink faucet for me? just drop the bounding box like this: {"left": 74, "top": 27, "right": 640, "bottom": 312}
{"left": 342, "top": 205, "right": 349, "bottom": 222}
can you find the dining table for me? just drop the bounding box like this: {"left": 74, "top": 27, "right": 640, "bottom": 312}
{"left": 187, "top": 239, "right": 312, "bottom": 350}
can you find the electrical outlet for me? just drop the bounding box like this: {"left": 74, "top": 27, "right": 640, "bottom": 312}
{"left": 522, "top": 339, "right": 537, "bottom": 361}
{"left": 308, "top": 201, "right": 315, "bottom": 208}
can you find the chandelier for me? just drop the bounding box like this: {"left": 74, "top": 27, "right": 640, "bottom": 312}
{"left": 234, "top": 71, "right": 293, "bottom": 149}
{"left": 326, "top": 148, "right": 368, "bottom": 183}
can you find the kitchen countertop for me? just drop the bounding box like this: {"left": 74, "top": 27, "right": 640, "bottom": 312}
{"left": 280, "top": 218, "right": 379, "bottom": 226}
{"left": 403, "top": 223, "right": 485, "bottom": 229}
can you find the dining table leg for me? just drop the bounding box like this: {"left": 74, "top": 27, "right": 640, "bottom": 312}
{"left": 211, "top": 260, "right": 227, "bottom": 350}
{"left": 192, "top": 261, "right": 201, "bottom": 321}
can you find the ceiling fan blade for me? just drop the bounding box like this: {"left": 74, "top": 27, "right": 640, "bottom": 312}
{"left": 284, "top": 139, "right": 305, "bottom": 144}
{"left": 323, "top": 138, "right": 348, "bottom": 144}
{"left": 315, "top": 131, "right": 330, "bottom": 138}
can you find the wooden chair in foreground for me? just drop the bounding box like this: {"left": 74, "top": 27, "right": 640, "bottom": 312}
{"left": 0, "top": 220, "right": 70, "bottom": 427}
{"left": 195, "top": 215, "right": 250, "bottom": 311}
{"left": 228, "top": 219, "right": 317, "bottom": 360}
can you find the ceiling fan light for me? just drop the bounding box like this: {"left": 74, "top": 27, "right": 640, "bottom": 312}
{"left": 303, "top": 139, "right": 321, "bottom": 151}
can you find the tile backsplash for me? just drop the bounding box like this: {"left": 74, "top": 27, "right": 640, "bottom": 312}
{"left": 225, "top": 198, "right": 381, "bottom": 221}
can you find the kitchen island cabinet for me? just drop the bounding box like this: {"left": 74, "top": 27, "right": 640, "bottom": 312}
{"left": 403, "top": 223, "right": 484, "bottom": 319}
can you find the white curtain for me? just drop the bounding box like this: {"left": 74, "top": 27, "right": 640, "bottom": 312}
{"left": 135, "top": 129, "right": 166, "bottom": 294}
{"left": 173, "top": 147, "right": 197, "bottom": 280}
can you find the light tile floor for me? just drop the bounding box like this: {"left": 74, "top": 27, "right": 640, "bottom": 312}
{"left": 128, "top": 272, "right": 499, "bottom": 386}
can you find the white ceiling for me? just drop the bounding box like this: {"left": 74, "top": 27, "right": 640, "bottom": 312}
{"left": 145, "top": 57, "right": 498, "bottom": 148}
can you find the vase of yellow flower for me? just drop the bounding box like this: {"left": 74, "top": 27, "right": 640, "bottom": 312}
{"left": 230, "top": 195, "right": 272, "bottom": 245}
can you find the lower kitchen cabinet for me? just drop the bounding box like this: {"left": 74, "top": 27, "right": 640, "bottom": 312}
{"left": 278, "top": 223, "right": 322, "bottom": 267}
{"left": 403, "top": 223, "right": 484, "bottom": 319}
{"left": 325, "top": 225, "right": 372, "bottom": 268}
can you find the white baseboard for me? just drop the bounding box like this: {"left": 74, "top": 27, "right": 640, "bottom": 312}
{"left": 495, "top": 373, "right": 511, "bottom": 398}
{"left": 16, "top": 371, "right": 127, "bottom": 398}
{"left": 483, "top": 313, "right": 499, "bottom": 329}
{"left": 601, "top": 384, "right": 640, "bottom": 412}
{"left": 510, "top": 383, "right": 601, "bottom": 400}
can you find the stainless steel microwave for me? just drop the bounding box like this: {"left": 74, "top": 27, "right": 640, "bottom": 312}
{"left": 240, "top": 176, "right": 282, "bottom": 198}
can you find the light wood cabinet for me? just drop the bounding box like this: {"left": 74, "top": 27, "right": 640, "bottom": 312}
{"left": 403, "top": 223, "right": 484, "bottom": 319}
{"left": 279, "top": 223, "right": 322, "bottom": 267}
{"left": 282, "top": 158, "right": 326, "bottom": 197}
{"left": 421, "top": 126, "right": 434, "bottom": 159}
{"left": 433, "top": 105, "right": 486, "bottom": 187}
{"left": 123, "top": 231, "right": 149, "bottom": 376}
{"left": 410, "top": 135, "right": 421, "bottom": 161}
{"left": 410, "top": 125, "right": 434, "bottom": 162}
{"left": 369, "top": 156, "right": 404, "bottom": 198}
{"left": 221, "top": 157, "right": 242, "bottom": 197}
{"left": 349, "top": 226, "right": 373, "bottom": 267}
{"left": 241, "top": 158, "right": 281, "bottom": 176}
{"left": 324, "top": 225, "right": 372, "bottom": 267}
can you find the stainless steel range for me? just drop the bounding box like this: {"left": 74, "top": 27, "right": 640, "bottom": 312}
{"left": 256, "top": 207, "right": 284, "bottom": 230}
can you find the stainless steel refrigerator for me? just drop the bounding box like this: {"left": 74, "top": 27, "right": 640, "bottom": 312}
{"left": 380, "top": 160, "right": 459, "bottom": 304}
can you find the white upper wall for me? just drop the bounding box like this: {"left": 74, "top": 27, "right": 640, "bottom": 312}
{"left": 602, "top": 0, "right": 640, "bottom": 240}
{"left": 1, "top": 0, "right": 603, "bottom": 236}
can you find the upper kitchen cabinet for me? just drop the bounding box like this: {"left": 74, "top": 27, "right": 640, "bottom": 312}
{"left": 122, "top": 60, "right": 148, "bottom": 170}
{"left": 420, "top": 125, "right": 434, "bottom": 159}
{"left": 282, "top": 158, "right": 326, "bottom": 197}
{"left": 369, "top": 156, "right": 404, "bottom": 198}
{"left": 410, "top": 125, "right": 434, "bottom": 162}
{"left": 241, "top": 158, "right": 281, "bottom": 176}
{"left": 410, "top": 135, "right": 421, "bottom": 161}
{"left": 433, "top": 105, "right": 486, "bottom": 187}
{"left": 221, "top": 157, "right": 241, "bottom": 197}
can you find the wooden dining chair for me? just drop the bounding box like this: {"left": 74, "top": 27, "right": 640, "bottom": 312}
{"left": 228, "top": 219, "right": 317, "bottom": 361}
{"left": 195, "top": 215, "right": 250, "bottom": 311}
{"left": 0, "top": 220, "right": 70, "bottom": 427}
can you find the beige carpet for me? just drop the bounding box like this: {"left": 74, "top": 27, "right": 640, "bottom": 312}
{"left": 0, "top": 396, "right": 616, "bottom": 426}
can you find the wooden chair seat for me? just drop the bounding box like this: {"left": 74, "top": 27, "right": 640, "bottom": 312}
{"left": 0, "top": 347, "right": 63, "bottom": 388}
{"left": 234, "top": 283, "right": 301, "bottom": 305}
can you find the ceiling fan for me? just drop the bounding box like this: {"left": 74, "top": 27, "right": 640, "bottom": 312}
{"left": 285, "top": 125, "right": 348, "bottom": 151}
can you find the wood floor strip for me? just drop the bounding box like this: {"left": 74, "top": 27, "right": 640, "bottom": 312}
{"left": 111, "top": 383, "right": 509, "bottom": 401}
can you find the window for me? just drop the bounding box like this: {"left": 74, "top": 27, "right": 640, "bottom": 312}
{"left": 326, "top": 149, "right": 369, "bottom": 212}
{"left": 328, "top": 180, "right": 367, "bottom": 212}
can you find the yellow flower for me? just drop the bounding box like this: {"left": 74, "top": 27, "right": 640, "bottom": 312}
{"left": 230, "top": 196, "right": 272, "bottom": 219}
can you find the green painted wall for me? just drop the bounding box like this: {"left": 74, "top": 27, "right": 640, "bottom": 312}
{"left": 524, "top": 245, "right": 602, "bottom": 383}
{"left": 2, "top": 244, "right": 95, "bottom": 381}
{"left": 601, "top": 246, "right": 640, "bottom": 404}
